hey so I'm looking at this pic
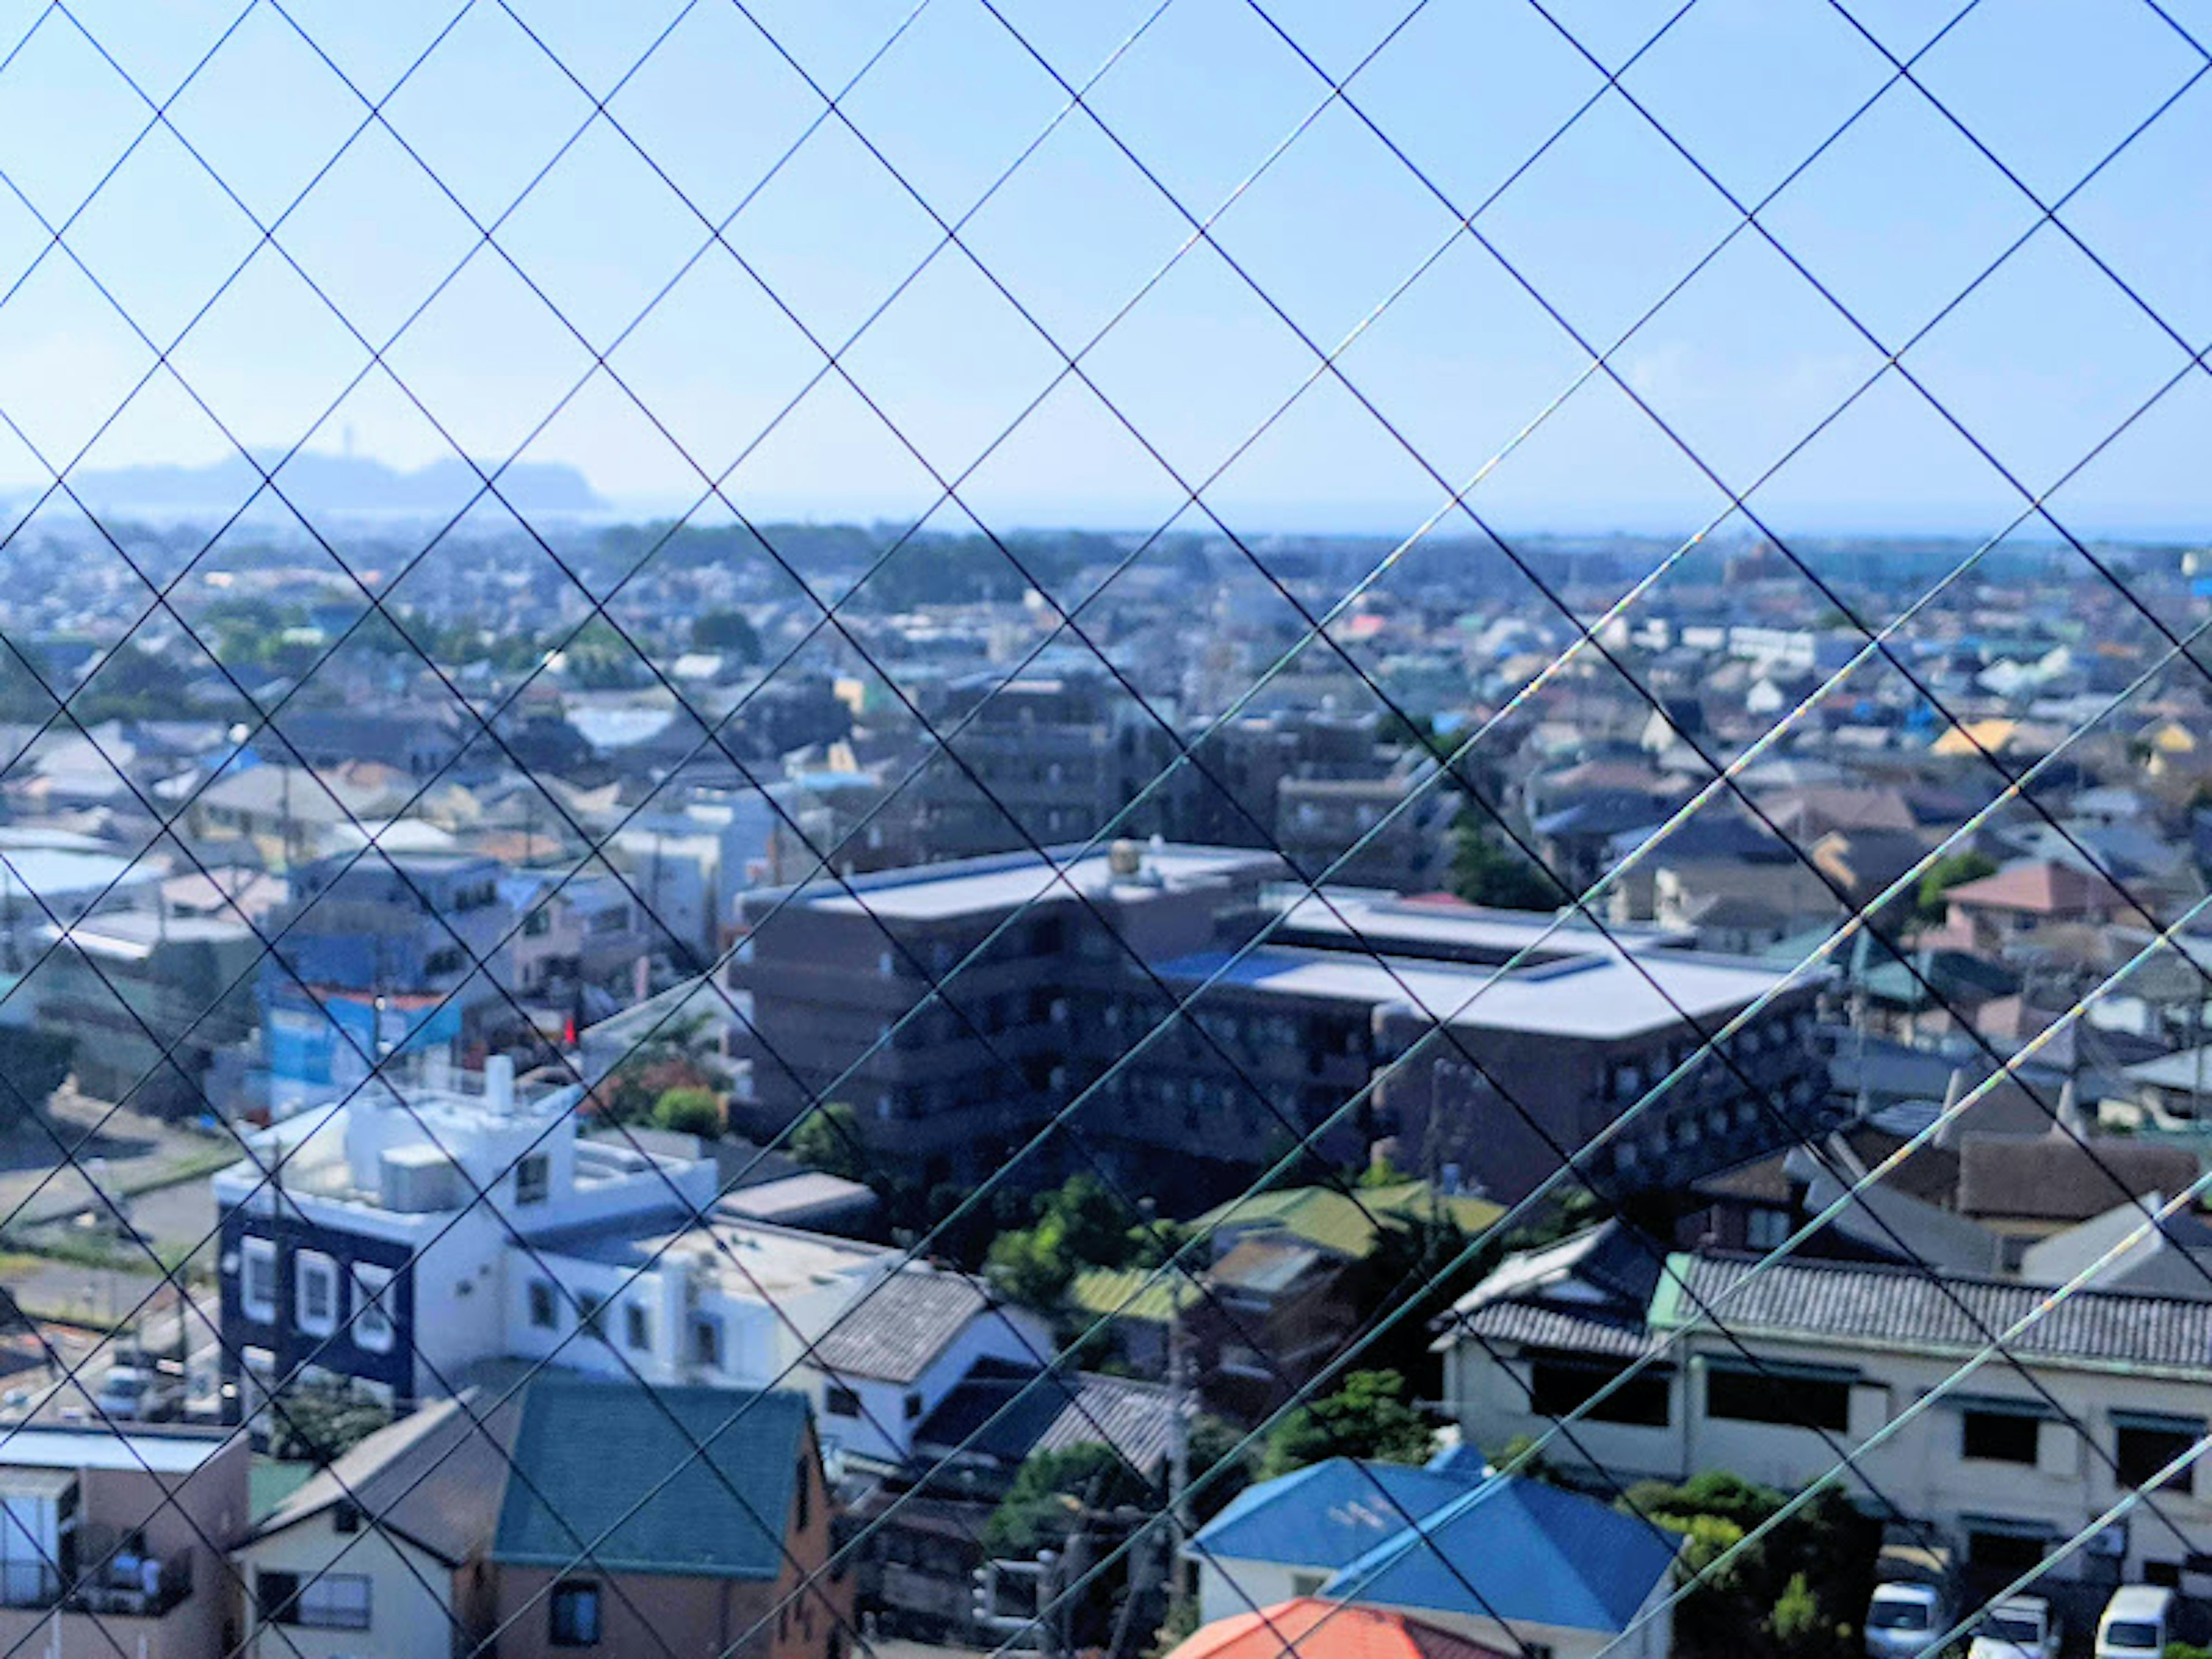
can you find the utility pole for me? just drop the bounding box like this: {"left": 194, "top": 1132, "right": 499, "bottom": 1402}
{"left": 1165, "top": 1309, "right": 1192, "bottom": 1622}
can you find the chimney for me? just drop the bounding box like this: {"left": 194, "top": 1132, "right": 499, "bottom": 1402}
{"left": 486, "top": 1054, "right": 516, "bottom": 1114}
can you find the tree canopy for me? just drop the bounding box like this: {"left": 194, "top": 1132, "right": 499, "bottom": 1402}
{"left": 1260, "top": 1369, "right": 1435, "bottom": 1477}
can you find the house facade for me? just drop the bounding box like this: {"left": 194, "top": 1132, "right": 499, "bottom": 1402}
{"left": 1443, "top": 1233, "right": 2212, "bottom": 1593}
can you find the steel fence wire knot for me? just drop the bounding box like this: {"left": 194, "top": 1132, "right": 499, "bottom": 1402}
{"left": 0, "top": 5, "right": 2196, "bottom": 1659}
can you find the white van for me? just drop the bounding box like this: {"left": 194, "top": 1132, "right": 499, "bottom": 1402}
{"left": 2096, "top": 1585, "right": 2176, "bottom": 1659}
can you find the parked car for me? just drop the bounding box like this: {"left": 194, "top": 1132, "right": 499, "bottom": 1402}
{"left": 93, "top": 1363, "right": 180, "bottom": 1424}
{"left": 1969, "top": 1596, "right": 2059, "bottom": 1659}
{"left": 2096, "top": 1585, "right": 2175, "bottom": 1659}
{"left": 1866, "top": 1582, "right": 1949, "bottom": 1659}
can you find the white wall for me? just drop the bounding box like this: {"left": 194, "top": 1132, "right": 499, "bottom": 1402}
{"left": 1451, "top": 1331, "right": 2212, "bottom": 1584}
{"left": 237, "top": 1514, "right": 459, "bottom": 1659}
{"left": 1194, "top": 1556, "right": 1310, "bottom": 1625}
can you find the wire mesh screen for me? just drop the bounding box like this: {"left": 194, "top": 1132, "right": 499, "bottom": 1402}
{"left": 0, "top": 2, "right": 2201, "bottom": 1658}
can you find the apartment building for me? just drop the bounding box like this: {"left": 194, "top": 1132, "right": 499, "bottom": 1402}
{"left": 213, "top": 1058, "right": 720, "bottom": 1412}
{"left": 729, "top": 843, "right": 1830, "bottom": 1206}
{"left": 725, "top": 842, "right": 1285, "bottom": 1189}
{"left": 213, "top": 1059, "right": 1039, "bottom": 1464}
{"left": 0, "top": 1425, "right": 249, "bottom": 1659}
{"left": 1441, "top": 1224, "right": 2212, "bottom": 1593}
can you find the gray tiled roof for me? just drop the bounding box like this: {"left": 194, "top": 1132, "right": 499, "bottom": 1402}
{"left": 1446, "top": 1300, "right": 1656, "bottom": 1360}
{"left": 252, "top": 1389, "right": 522, "bottom": 1567}
{"left": 810, "top": 1269, "right": 1009, "bottom": 1384}
{"left": 1662, "top": 1252, "right": 2212, "bottom": 1375}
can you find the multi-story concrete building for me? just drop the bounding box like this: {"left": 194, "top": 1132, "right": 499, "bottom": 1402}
{"left": 896, "top": 667, "right": 1183, "bottom": 862}
{"left": 726, "top": 844, "right": 1831, "bottom": 1206}
{"left": 256, "top": 850, "right": 518, "bottom": 1107}
{"left": 211, "top": 1059, "right": 1037, "bottom": 1464}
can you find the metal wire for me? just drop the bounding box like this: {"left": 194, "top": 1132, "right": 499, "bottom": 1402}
{"left": 0, "top": 6, "right": 2199, "bottom": 1659}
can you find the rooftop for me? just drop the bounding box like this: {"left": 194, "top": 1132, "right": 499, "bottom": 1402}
{"left": 558, "top": 1213, "right": 888, "bottom": 1304}
{"left": 1652, "top": 1249, "right": 2212, "bottom": 1377}
{"left": 809, "top": 1268, "right": 1018, "bottom": 1384}
{"left": 1153, "top": 943, "right": 1814, "bottom": 1043}
{"left": 776, "top": 842, "right": 1282, "bottom": 923}
{"left": 1163, "top": 1600, "right": 1511, "bottom": 1659}
{"left": 492, "top": 1377, "right": 811, "bottom": 1581}
{"left": 0, "top": 1425, "right": 238, "bottom": 1475}
{"left": 1325, "top": 1472, "right": 1679, "bottom": 1635}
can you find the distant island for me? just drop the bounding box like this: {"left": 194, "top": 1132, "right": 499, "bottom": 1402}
{"left": 54, "top": 453, "right": 605, "bottom": 518}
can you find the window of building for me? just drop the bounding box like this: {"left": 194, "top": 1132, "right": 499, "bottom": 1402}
{"left": 1961, "top": 1407, "right": 2042, "bottom": 1465}
{"left": 691, "top": 1315, "right": 722, "bottom": 1370}
{"left": 260, "top": 1570, "right": 371, "bottom": 1630}
{"left": 1290, "top": 1572, "right": 1327, "bottom": 1597}
{"left": 352, "top": 1265, "right": 395, "bottom": 1353}
{"left": 1745, "top": 1208, "right": 1790, "bottom": 1251}
{"left": 295, "top": 1250, "right": 339, "bottom": 1337}
{"left": 827, "top": 1384, "right": 861, "bottom": 1418}
{"left": 516, "top": 1155, "right": 550, "bottom": 1206}
{"left": 528, "top": 1281, "right": 558, "bottom": 1330}
{"left": 550, "top": 1581, "right": 601, "bottom": 1647}
{"left": 904, "top": 1390, "right": 924, "bottom": 1421}
{"left": 1705, "top": 1363, "right": 1851, "bottom": 1433}
{"left": 240, "top": 1237, "right": 278, "bottom": 1324}
{"left": 578, "top": 1294, "right": 607, "bottom": 1341}
{"left": 795, "top": 1458, "right": 810, "bottom": 1530}
{"left": 1529, "top": 1359, "right": 1672, "bottom": 1427}
{"left": 625, "top": 1303, "right": 652, "bottom": 1352}
{"left": 2116, "top": 1415, "right": 2202, "bottom": 1494}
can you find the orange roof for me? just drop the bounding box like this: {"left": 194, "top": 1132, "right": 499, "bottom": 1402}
{"left": 1164, "top": 1601, "right": 1510, "bottom": 1659}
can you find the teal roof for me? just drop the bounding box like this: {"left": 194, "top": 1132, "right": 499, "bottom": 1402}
{"left": 493, "top": 1378, "right": 811, "bottom": 1581}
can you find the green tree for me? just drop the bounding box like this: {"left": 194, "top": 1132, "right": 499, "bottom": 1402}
{"left": 652, "top": 1086, "right": 724, "bottom": 1138}
{"left": 1769, "top": 1572, "right": 1822, "bottom": 1649}
{"left": 1450, "top": 808, "right": 1564, "bottom": 911}
{"left": 1624, "top": 1472, "right": 1878, "bottom": 1659}
{"left": 1913, "top": 849, "right": 1999, "bottom": 927}
{"left": 691, "top": 609, "right": 762, "bottom": 661}
{"left": 984, "top": 1442, "right": 1151, "bottom": 1556}
{"left": 272, "top": 1378, "right": 392, "bottom": 1467}
{"left": 1261, "top": 1369, "right": 1435, "bottom": 1477}
{"left": 984, "top": 1175, "right": 1151, "bottom": 1308}
{"left": 790, "top": 1101, "right": 865, "bottom": 1181}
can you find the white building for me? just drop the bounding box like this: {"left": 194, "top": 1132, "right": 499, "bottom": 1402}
{"left": 212, "top": 1059, "right": 1041, "bottom": 1475}
{"left": 1440, "top": 1223, "right": 2212, "bottom": 1593}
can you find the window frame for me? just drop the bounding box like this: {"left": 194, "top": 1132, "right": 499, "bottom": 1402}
{"left": 1703, "top": 1362, "right": 1852, "bottom": 1433}
{"left": 550, "top": 1580, "right": 602, "bottom": 1648}
{"left": 1961, "top": 1407, "right": 2042, "bottom": 1466}
{"left": 295, "top": 1249, "right": 339, "bottom": 1338}
{"left": 351, "top": 1264, "right": 396, "bottom": 1354}
{"left": 2115, "top": 1418, "right": 2202, "bottom": 1495}
{"left": 240, "top": 1237, "right": 279, "bottom": 1324}
{"left": 515, "top": 1154, "right": 551, "bottom": 1206}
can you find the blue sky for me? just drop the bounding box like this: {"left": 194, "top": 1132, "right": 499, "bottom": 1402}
{"left": 0, "top": 0, "right": 2201, "bottom": 537}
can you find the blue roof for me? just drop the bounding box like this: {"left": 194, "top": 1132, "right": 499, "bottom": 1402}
{"left": 1324, "top": 1474, "right": 1678, "bottom": 1635}
{"left": 1192, "top": 1459, "right": 1481, "bottom": 1571}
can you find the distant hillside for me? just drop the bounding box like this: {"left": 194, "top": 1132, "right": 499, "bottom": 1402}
{"left": 60, "top": 453, "right": 605, "bottom": 517}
